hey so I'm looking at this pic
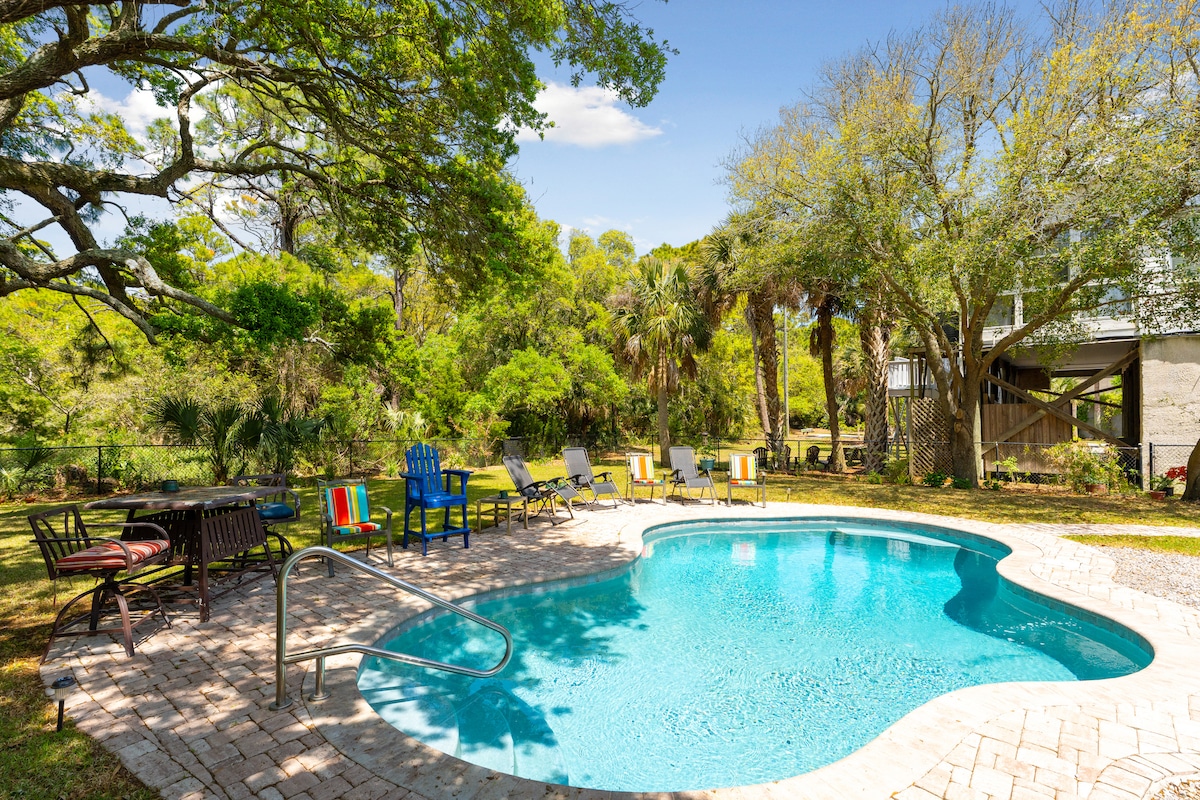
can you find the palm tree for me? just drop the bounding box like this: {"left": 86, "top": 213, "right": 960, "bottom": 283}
{"left": 611, "top": 257, "right": 711, "bottom": 462}
{"left": 148, "top": 395, "right": 252, "bottom": 484}
{"left": 697, "top": 221, "right": 800, "bottom": 454}
{"left": 808, "top": 283, "right": 846, "bottom": 473}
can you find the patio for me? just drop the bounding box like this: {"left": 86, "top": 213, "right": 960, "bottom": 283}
{"left": 40, "top": 503, "right": 1200, "bottom": 800}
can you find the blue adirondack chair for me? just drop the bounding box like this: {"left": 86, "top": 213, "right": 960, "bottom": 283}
{"left": 400, "top": 444, "right": 472, "bottom": 555}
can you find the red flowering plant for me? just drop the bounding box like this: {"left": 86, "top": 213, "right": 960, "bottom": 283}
{"left": 1149, "top": 467, "right": 1185, "bottom": 491}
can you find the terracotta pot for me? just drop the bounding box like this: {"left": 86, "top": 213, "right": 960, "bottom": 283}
{"left": 1149, "top": 490, "right": 1167, "bottom": 500}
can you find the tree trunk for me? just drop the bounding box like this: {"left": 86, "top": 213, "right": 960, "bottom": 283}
{"left": 746, "top": 304, "right": 770, "bottom": 436}
{"left": 1183, "top": 437, "right": 1200, "bottom": 501}
{"left": 949, "top": 369, "right": 983, "bottom": 485}
{"left": 392, "top": 266, "right": 408, "bottom": 332}
{"left": 818, "top": 299, "right": 844, "bottom": 473}
{"left": 657, "top": 383, "right": 671, "bottom": 465}
{"left": 748, "top": 289, "right": 783, "bottom": 451}
{"left": 859, "top": 311, "right": 890, "bottom": 474}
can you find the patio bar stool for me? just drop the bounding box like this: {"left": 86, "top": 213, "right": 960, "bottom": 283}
{"left": 30, "top": 504, "right": 173, "bottom": 661}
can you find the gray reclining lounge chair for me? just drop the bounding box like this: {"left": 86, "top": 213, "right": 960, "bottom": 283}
{"left": 562, "top": 447, "right": 624, "bottom": 508}
{"left": 502, "top": 455, "right": 578, "bottom": 524}
{"left": 668, "top": 446, "right": 717, "bottom": 505}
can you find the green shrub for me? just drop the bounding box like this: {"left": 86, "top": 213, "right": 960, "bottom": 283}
{"left": 922, "top": 470, "right": 948, "bottom": 488}
{"left": 983, "top": 477, "right": 1003, "bottom": 491}
{"left": 865, "top": 470, "right": 884, "bottom": 485}
{"left": 1045, "top": 440, "right": 1128, "bottom": 494}
{"left": 951, "top": 476, "right": 973, "bottom": 490}
{"left": 883, "top": 457, "right": 910, "bottom": 485}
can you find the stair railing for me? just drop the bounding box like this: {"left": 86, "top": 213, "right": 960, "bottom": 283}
{"left": 270, "top": 546, "right": 512, "bottom": 710}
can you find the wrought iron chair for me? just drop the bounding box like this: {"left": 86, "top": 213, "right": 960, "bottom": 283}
{"left": 30, "top": 505, "right": 173, "bottom": 661}
{"left": 804, "top": 445, "right": 827, "bottom": 471}
{"left": 317, "top": 478, "right": 393, "bottom": 576}
{"left": 400, "top": 443, "right": 471, "bottom": 555}
{"left": 230, "top": 473, "right": 299, "bottom": 559}
{"left": 752, "top": 446, "right": 770, "bottom": 473}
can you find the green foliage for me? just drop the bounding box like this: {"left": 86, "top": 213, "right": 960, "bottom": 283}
{"left": 922, "top": 471, "right": 948, "bottom": 488}
{"left": 865, "top": 470, "right": 883, "bottom": 485}
{"left": 951, "top": 476, "right": 973, "bottom": 490}
{"left": 884, "top": 457, "right": 911, "bottom": 485}
{"left": 1, "top": 0, "right": 672, "bottom": 334}
{"left": 1045, "top": 440, "right": 1129, "bottom": 494}
{"left": 228, "top": 282, "right": 318, "bottom": 347}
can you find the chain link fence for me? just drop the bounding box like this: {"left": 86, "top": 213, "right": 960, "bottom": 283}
{"left": 3, "top": 436, "right": 1186, "bottom": 499}
{"left": 1147, "top": 443, "right": 1194, "bottom": 484}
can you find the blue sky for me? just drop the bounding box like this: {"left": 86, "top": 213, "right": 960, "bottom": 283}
{"left": 511, "top": 0, "right": 1045, "bottom": 254}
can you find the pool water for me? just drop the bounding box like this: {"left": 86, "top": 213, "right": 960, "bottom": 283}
{"left": 358, "top": 519, "right": 1150, "bottom": 792}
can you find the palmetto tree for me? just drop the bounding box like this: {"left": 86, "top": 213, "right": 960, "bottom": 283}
{"left": 697, "top": 221, "right": 800, "bottom": 455}
{"left": 148, "top": 396, "right": 253, "bottom": 484}
{"left": 611, "top": 258, "right": 711, "bottom": 462}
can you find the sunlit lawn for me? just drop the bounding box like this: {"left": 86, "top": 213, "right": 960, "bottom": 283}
{"left": 3, "top": 457, "right": 1200, "bottom": 796}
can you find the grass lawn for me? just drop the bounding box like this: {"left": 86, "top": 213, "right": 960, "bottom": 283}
{"left": 2, "top": 458, "right": 1199, "bottom": 797}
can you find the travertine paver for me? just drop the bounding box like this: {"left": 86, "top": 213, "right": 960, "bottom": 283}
{"left": 38, "top": 502, "right": 1200, "bottom": 799}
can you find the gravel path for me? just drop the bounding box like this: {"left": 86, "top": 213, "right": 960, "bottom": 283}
{"left": 1105, "top": 547, "right": 1200, "bottom": 611}
{"left": 1155, "top": 779, "right": 1200, "bottom": 799}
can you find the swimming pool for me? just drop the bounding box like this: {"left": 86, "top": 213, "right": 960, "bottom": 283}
{"left": 357, "top": 518, "right": 1152, "bottom": 792}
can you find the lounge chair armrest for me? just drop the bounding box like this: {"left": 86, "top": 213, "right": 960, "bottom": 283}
{"left": 379, "top": 505, "right": 393, "bottom": 523}
{"left": 595, "top": 470, "right": 614, "bottom": 481}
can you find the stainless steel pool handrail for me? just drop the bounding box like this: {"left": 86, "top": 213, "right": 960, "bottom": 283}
{"left": 270, "top": 546, "right": 512, "bottom": 710}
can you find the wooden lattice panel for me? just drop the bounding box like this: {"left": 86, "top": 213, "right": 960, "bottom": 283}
{"left": 909, "top": 398, "right": 953, "bottom": 476}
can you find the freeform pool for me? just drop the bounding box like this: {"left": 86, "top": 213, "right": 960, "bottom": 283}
{"left": 357, "top": 518, "right": 1152, "bottom": 792}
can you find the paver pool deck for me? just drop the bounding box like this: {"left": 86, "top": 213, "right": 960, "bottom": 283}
{"left": 40, "top": 502, "right": 1200, "bottom": 800}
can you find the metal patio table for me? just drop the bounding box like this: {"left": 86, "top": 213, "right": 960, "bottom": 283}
{"left": 86, "top": 485, "right": 279, "bottom": 621}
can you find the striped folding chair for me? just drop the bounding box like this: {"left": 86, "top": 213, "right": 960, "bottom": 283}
{"left": 626, "top": 453, "right": 666, "bottom": 504}
{"left": 727, "top": 452, "right": 766, "bottom": 507}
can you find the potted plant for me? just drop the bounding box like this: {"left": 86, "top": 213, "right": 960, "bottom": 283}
{"left": 698, "top": 445, "right": 717, "bottom": 473}
{"left": 1165, "top": 466, "right": 1188, "bottom": 497}
{"left": 1147, "top": 474, "right": 1173, "bottom": 500}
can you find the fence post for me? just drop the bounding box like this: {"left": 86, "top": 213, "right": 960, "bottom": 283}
{"left": 96, "top": 445, "right": 103, "bottom": 494}
{"left": 1148, "top": 443, "right": 1154, "bottom": 488}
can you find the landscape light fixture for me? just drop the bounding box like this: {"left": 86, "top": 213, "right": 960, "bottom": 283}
{"left": 52, "top": 675, "right": 76, "bottom": 732}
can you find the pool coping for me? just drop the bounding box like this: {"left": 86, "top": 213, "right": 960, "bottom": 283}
{"left": 40, "top": 501, "right": 1200, "bottom": 800}
{"left": 297, "top": 504, "right": 1200, "bottom": 800}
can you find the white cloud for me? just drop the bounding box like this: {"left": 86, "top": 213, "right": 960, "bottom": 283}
{"left": 81, "top": 88, "right": 172, "bottom": 142}
{"left": 516, "top": 82, "right": 662, "bottom": 148}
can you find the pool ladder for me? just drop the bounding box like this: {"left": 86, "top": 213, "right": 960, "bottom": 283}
{"left": 270, "top": 546, "right": 513, "bottom": 711}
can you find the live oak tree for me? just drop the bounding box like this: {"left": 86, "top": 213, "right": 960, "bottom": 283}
{"left": 0, "top": 0, "right": 670, "bottom": 341}
{"left": 732, "top": 1, "right": 1200, "bottom": 484}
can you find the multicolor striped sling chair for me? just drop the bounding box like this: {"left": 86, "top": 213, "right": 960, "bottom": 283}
{"left": 726, "top": 452, "right": 766, "bottom": 507}
{"left": 626, "top": 452, "right": 665, "bottom": 504}
{"left": 317, "top": 478, "right": 393, "bottom": 576}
